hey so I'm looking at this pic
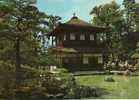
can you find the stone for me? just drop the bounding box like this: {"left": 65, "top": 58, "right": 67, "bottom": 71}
{"left": 104, "top": 76, "right": 115, "bottom": 82}
{"left": 124, "top": 70, "right": 131, "bottom": 76}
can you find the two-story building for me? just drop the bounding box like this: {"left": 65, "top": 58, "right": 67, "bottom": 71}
{"left": 48, "top": 14, "right": 109, "bottom": 71}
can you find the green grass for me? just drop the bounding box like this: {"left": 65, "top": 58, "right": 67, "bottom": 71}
{"left": 75, "top": 75, "right": 139, "bottom": 99}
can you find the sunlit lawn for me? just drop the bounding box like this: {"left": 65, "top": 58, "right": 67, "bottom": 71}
{"left": 75, "top": 75, "right": 139, "bottom": 99}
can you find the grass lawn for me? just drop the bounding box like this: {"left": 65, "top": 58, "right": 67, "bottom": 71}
{"left": 75, "top": 75, "right": 139, "bottom": 99}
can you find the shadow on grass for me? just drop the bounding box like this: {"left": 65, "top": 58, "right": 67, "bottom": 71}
{"left": 97, "top": 87, "right": 109, "bottom": 96}
{"left": 87, "top": 87, "right": 110, "bottom": 99}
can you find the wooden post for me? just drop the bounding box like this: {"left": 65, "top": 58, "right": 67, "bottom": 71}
{"left": 55, "top": 37, "right": 57, "bottom": 46}
{"left": 52, "top": 36, "right": 53, "bottom": 46}
{"left": 15, "top": 37, "right": 21, "bottom": 88}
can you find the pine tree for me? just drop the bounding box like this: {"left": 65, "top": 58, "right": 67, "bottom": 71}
{"left": 0, "top": 0, "right": 48, "bottom": 87}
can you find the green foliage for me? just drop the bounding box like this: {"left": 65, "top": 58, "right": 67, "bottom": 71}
{"left": 90, "top": 1, "right": 124, "bottom": 28}
{"left": 90, "top": 1, "right": 125, "bottom": 61}
{"left": 131, "top": 42, "right": 139, "bottom": 67}
{"left": 0, "top": 0, "right": 51, "bottom": 88}
{"left": 90, "top": 0, "right": 139, "bottom": 61}
{"left": 123, "top": 0, "right": 136, "bottom": 32}
{"left": 0, "top": 0, "right": 48, "bottom": 64}
{"left": 0, "top": 1, "right": 60, "bottom": 99}
{"left": 123, "top": 0, "right": 135, "bottom": 9}
{"left": 0, "top": 61, "right": 15, "bottom": 99}
{"left": 134, "top": 4, "right": 139, "bottom": 31}
{"left": 0, "top": 61, "right": 42, "bottom": 99}
{"left": 131, "top": 42, "right": 139, "bottom": 58}
{"left": 39, "top": 53, "right": 59, "bottom": 66}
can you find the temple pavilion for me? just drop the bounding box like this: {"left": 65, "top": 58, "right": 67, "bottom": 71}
{"left": 48, "top": 14, "right": 109, "bottom": 71}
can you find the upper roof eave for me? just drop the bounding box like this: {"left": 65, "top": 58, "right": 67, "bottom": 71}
{"left": 48, "top": 23, "right": 110, "bottom": 36}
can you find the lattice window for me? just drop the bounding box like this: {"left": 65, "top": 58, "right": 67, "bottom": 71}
{"left": 80, "top": 34, "right": 85, "bottom": 40}
{"left": 70, "top": 34, "right": 76, "bottom": 40}
{"left": 83, "top": 57, "right": 89, "bottom": 64}
{"left": 64, "top": 35, "right": 66, "bottom": 40}
{"left": 90, "top": 34, "right": 94, "bottom": 40}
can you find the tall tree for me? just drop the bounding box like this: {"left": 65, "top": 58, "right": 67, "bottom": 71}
{"left": 90, "top": 1, "right": 125, "bottom": 61}
{"left": 134, "top": 4, "right": 139, "bottom": 31}
{"left": 123, "top": 0, "right": 136, "bottom": 32}
{"left": 0, "top": 0, "right": 48, "bottom": 87}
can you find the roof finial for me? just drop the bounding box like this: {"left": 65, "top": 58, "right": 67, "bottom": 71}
{"left": 73, "top": 13, "right": 76, "bottom": 17}
{"left": 72, "top": 13, "right": 78, "bottom": 19}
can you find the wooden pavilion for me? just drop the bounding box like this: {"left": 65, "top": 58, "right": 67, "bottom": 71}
{"left": 48, "top": 14, "right": 109, "bottom": 71}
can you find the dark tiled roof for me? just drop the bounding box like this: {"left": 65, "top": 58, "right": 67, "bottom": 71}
{"left": 48, "top": 15, "right": 109, "bottom": 36}
{"left": 65, "top": 16, "right": 93, "bottom": 27}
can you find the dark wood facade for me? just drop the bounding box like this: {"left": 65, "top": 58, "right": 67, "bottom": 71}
{"left": 48, "top": 15, "right": 109, "bottom": 71}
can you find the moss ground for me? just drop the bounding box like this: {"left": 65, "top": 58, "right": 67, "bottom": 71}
{"left": 75, "top": 75, "right": 139, "bottom": 99}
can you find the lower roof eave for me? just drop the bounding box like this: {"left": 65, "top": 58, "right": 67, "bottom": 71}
{"left": 49, "top": 47, "right": 110, "bottom": 54}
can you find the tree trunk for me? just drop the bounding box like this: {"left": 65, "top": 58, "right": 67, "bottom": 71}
{"left": 15, "top": 37, "right": 21, "bottom": 88}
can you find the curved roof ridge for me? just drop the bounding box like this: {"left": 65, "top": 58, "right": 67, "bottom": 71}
{"left": 65, "top": 16, "right": 93, "bottom": 27}
{"left": 65, "top": 16, "right": 107, "bottom": 29}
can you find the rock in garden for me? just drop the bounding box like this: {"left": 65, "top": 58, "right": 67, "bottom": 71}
{"left": 104, "top": 76, "right": 115, "bottom": 82}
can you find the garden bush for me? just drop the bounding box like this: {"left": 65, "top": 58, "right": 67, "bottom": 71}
{"left": 65, "top": 85, "right": 98, "bottom": 99}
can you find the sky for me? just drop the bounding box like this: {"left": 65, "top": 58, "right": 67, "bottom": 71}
{"left": 37, "top": 0, "right": 139, "bottom": 22}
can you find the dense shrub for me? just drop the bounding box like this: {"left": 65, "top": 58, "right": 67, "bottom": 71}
{"left": 39, "top": 68, "right": 100, "bottom": 99}
{"left": 0, "top": 61, "right": 15, "bottom": 99}
{"left": 65, "top": 85, "right": 98, "bottom": 99}
{"left": 0, "top": 67, "right": 103, "bottom": 99}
